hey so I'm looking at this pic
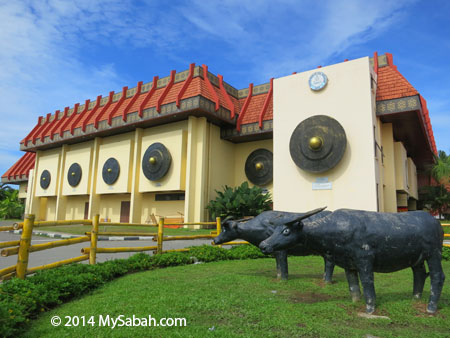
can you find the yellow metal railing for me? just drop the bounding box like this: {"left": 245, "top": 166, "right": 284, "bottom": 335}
{"left": 1, "top": 216, "right": 447, "bottom": 280}
{"left": 0, "top": 214, "right": 249, "bottom": 280}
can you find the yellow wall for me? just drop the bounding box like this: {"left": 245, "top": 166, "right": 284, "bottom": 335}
{"left": 98, "top": 194, "right": 131, "bottom": 223}
{"left": 207, "top": 124, "right": 235, "bottom": 204}
{"left": 18, "top": 182, "right": 27, "bottom": 199}
{"left": 35, "top": 149, "right": 61, "bottom": 197}
{"left": 62, "top": 141, "right": 93, "bottom": 195}
{"left": 140, "top": 193, "right": 185, "bottom": 223}
{"left": 96, "top": 133, "right": 134, "bottom": 194}
{"left": 38, "top": 197, "right": 57, "bottom": 221}
{"left": 407, "top": 158, "right": 418, "bottom": 199}
{"left": 233, "top": 139, "right": 273, "bottom": 193}
{"left": 64, "top": 195, "right": 89, "bottom": 220}
{"left": 273, "top": 57, "right": 378, "bottom": 212}
{"left": 381, "top": 123, "right": 397, "bottom": 212}
{"left": 394, "top": 142, "right": 408, "bottom": 192}
{"left": 139, "top": 121, "right": 188, "bottom": 192}
{"left": 25, "top": 169, "right": 35, "bottom": 214}
{"left": 184, "top": 116, "right": 209, "bottom": 222}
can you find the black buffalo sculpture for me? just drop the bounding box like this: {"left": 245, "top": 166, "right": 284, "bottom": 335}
{"left": 214, "top": 210, "right": 335, "bottom": 282}
{"left": 259, "top": 208, "right": 445, "bottom": 314}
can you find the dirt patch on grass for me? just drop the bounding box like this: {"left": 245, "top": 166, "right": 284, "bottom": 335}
{"left": 412, "top": 302, "right": 446, "bottom": 318}
{"left": 288, "top": 291, "right": 333, "bottom": 304}
{"left": 314, "top": 279, "right": 337, "bottom": 288}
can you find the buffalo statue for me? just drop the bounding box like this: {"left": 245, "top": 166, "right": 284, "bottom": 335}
{"left": 214, "top": 210, "right": 335, "bottom": 282}
{"left": 259, "top": 208, "right": 445, "bottom": 314}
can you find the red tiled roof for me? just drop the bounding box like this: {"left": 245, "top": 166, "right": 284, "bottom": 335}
{"left": 373, "top": 52, "right": 436, "bottom": 155}
{"left": 21, "top": 65, "right": 247, "bottom": 145}
{"left": 2, "top": 152, "right": 35, "bottom": 182}
{"left": 18, "top": 54, "right": 436, "bottom": 156}
{"left": 376, "top": 62, "right": 419, "bottom": 101}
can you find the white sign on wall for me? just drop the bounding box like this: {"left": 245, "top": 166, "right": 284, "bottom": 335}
{"left": 312, "top": 177, "right": 332, "bottom": 190}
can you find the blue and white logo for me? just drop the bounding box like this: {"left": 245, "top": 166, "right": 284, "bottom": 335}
{"left": 309, "top": 72, "right": 328, "bottom": 91}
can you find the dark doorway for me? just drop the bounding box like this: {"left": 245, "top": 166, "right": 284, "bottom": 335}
{"left": 120, "top": 201, "right": 130, "bottom": 223}
{"left": 84, "top": 202, "right": 89, "bottom": 220}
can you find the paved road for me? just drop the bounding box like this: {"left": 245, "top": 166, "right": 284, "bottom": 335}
{"left": 1, "top": 221, "right": 449, "bottom": 271}
{"left": 0, "top": 224, "right": 215, "bottom": 270}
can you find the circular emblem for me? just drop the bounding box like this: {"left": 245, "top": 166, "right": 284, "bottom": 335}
{"left": 40, "top": 170, "right": 51, "bottom": 189}
{"left": 309, "top": 72, "right": 328, "bottom": 91}
{"left": 289, "top": 115, "right": 346, "bottom": 173}
{"left": 142, "top": 143, "right": 172, "bottom": 181}
{"left": 102, "top": 158, "right": 120, "bottom": 185}
{"left": 67, "top": 163, "right": 82, "bottom": 187}
{"left": 245, "top": 148, "right": 273, "bottom": 186}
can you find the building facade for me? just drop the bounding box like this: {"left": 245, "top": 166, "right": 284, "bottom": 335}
{"left": 2, "top": 53, "right": 437, "bottom": 222}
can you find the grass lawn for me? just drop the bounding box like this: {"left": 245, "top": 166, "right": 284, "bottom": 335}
{"left": 37, "top": 225, "right": 214, "bottom": 236}
{"left": 23, "top": 256, "right": 450, "bottom": 337}
{"left": 441, "top": 221, "right": 450, "bottom": 234}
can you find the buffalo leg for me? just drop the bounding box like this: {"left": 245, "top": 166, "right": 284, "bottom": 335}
{"left": 345, "top": 269, "right": 361, "bottom": 302}
{"left": 323, "top": 258, "right": 335, "bottom": 284}
{"left": 412, "top": 263, "right": 428, "bottom": 299}
{"left": 357, "top": 262, "right": 376, "bottom": 314}
{"left": 426, "top": 251, "right": 446, "bottom": 313}
{"left": 274, "top": 251, "right": 288, "bottom": 280}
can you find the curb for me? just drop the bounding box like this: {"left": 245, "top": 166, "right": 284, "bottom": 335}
{"left": 9, "top": 230, "right": 153, "bottom": 241}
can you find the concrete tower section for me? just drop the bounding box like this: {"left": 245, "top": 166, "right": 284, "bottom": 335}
{"left": 273, "top": 57, "right": 379, "bottom": 212}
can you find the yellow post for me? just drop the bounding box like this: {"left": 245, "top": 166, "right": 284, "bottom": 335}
{"left": 16, "top": 214, "right": 34, "bottom": 279}
{"left": 89, "top": 214, "right": 99, "bottom": 264}
{"left": 157, "top": 217, "right": 164, "bottom": 254}
{"left": 216, "top": 217, "right": 221, "bottom": 235}
{"left": 216, "top": 216, "right": 222, "bottom": 248}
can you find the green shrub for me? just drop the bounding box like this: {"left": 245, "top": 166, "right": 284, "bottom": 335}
{"left": 442, "top": 247, "right": 450, "bottom": 261}
{"left": 0, "top": 245, "right": 267, "bottom": 337}
{"left": 206, "top": 181, "right": 272, "bottom": 219}
{"left": 151, "top": 252, "right": 192, "bottom": 267}
{"left": 227, "top": 244, "right": 266, "bottom": 259}
{"left": 189, "top": 245, "right": 230, "bottom": 262}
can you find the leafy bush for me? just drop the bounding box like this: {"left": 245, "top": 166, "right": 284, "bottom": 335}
{"left": 0, "top": 244, "right": 266, "bottom": 337}
{"left": 189, "top": 245, "right": 230, "bottom": 262}
{"left": 0, "top": 187, "right": 24, "bottom": 220}
{"left": 227, "top": 244, "right": 266, "bottom": 259}
{"left": 206, "top": 181, "right": 272, "bottom": 219}
{"left": 151, "top": 252, "right": 192, "bottom": 267}
{"left": 442, "top": 247, "right": 450, "bottom": 261}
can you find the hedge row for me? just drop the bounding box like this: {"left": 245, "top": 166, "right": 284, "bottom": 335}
{"left": 0, "top": 245, "right": 265, "bottom": 337}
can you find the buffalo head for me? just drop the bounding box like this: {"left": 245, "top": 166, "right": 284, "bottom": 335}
{"left": 259, "top": 207, "right": 326, "bottom": 253}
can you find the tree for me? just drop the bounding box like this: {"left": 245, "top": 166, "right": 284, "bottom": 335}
{"left": 0, "top": 186, "right": 24, "bottom": 220}
{"left": 432, "top": 150, "right": 450, "bottom": 185}
{"left": 420, "top": 150, "right": 450, "bottom": 219}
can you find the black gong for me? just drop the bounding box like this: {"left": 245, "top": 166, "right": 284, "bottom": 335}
{"left": 142, "top": 142, "right": 172, "bottom": 181}
{"left": 289, "top": 115, "right": 346, "bottom": 173}
{"left": 40, "top": 170, "right": 51, "bottom": 189}
{"left": 67, "top": 163, "right": 82, "bottom": 187}
{"left": 102, "top": 158, "right": 120, "bottom": 185}
{"left": 245, "top": 148, "right": 273, "bottom": 186}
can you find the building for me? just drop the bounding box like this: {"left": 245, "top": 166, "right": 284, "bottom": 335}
{"left": 1, "top": 53, "right": 437, "bottom": 222}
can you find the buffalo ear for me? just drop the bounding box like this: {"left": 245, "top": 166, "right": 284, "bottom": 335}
{"left": 223, "top": 215, "right": 234, "bottom": 222}
{"left": 285, "top": 206, "right": 327, "bottom": 227}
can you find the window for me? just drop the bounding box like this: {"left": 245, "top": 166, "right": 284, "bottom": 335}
{"left": 155, "top": 193, "right": 185, "bottom": 201}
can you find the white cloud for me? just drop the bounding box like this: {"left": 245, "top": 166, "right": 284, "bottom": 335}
{"left": 0, "top": 1, "right": 128, "bottom": 174}
{"left": 0, "top": 0, "right": 421, "bottom": 175}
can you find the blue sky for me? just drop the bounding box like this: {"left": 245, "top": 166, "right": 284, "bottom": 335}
{"left": 1, "top": 0, "right": 449, "bottom": 177}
